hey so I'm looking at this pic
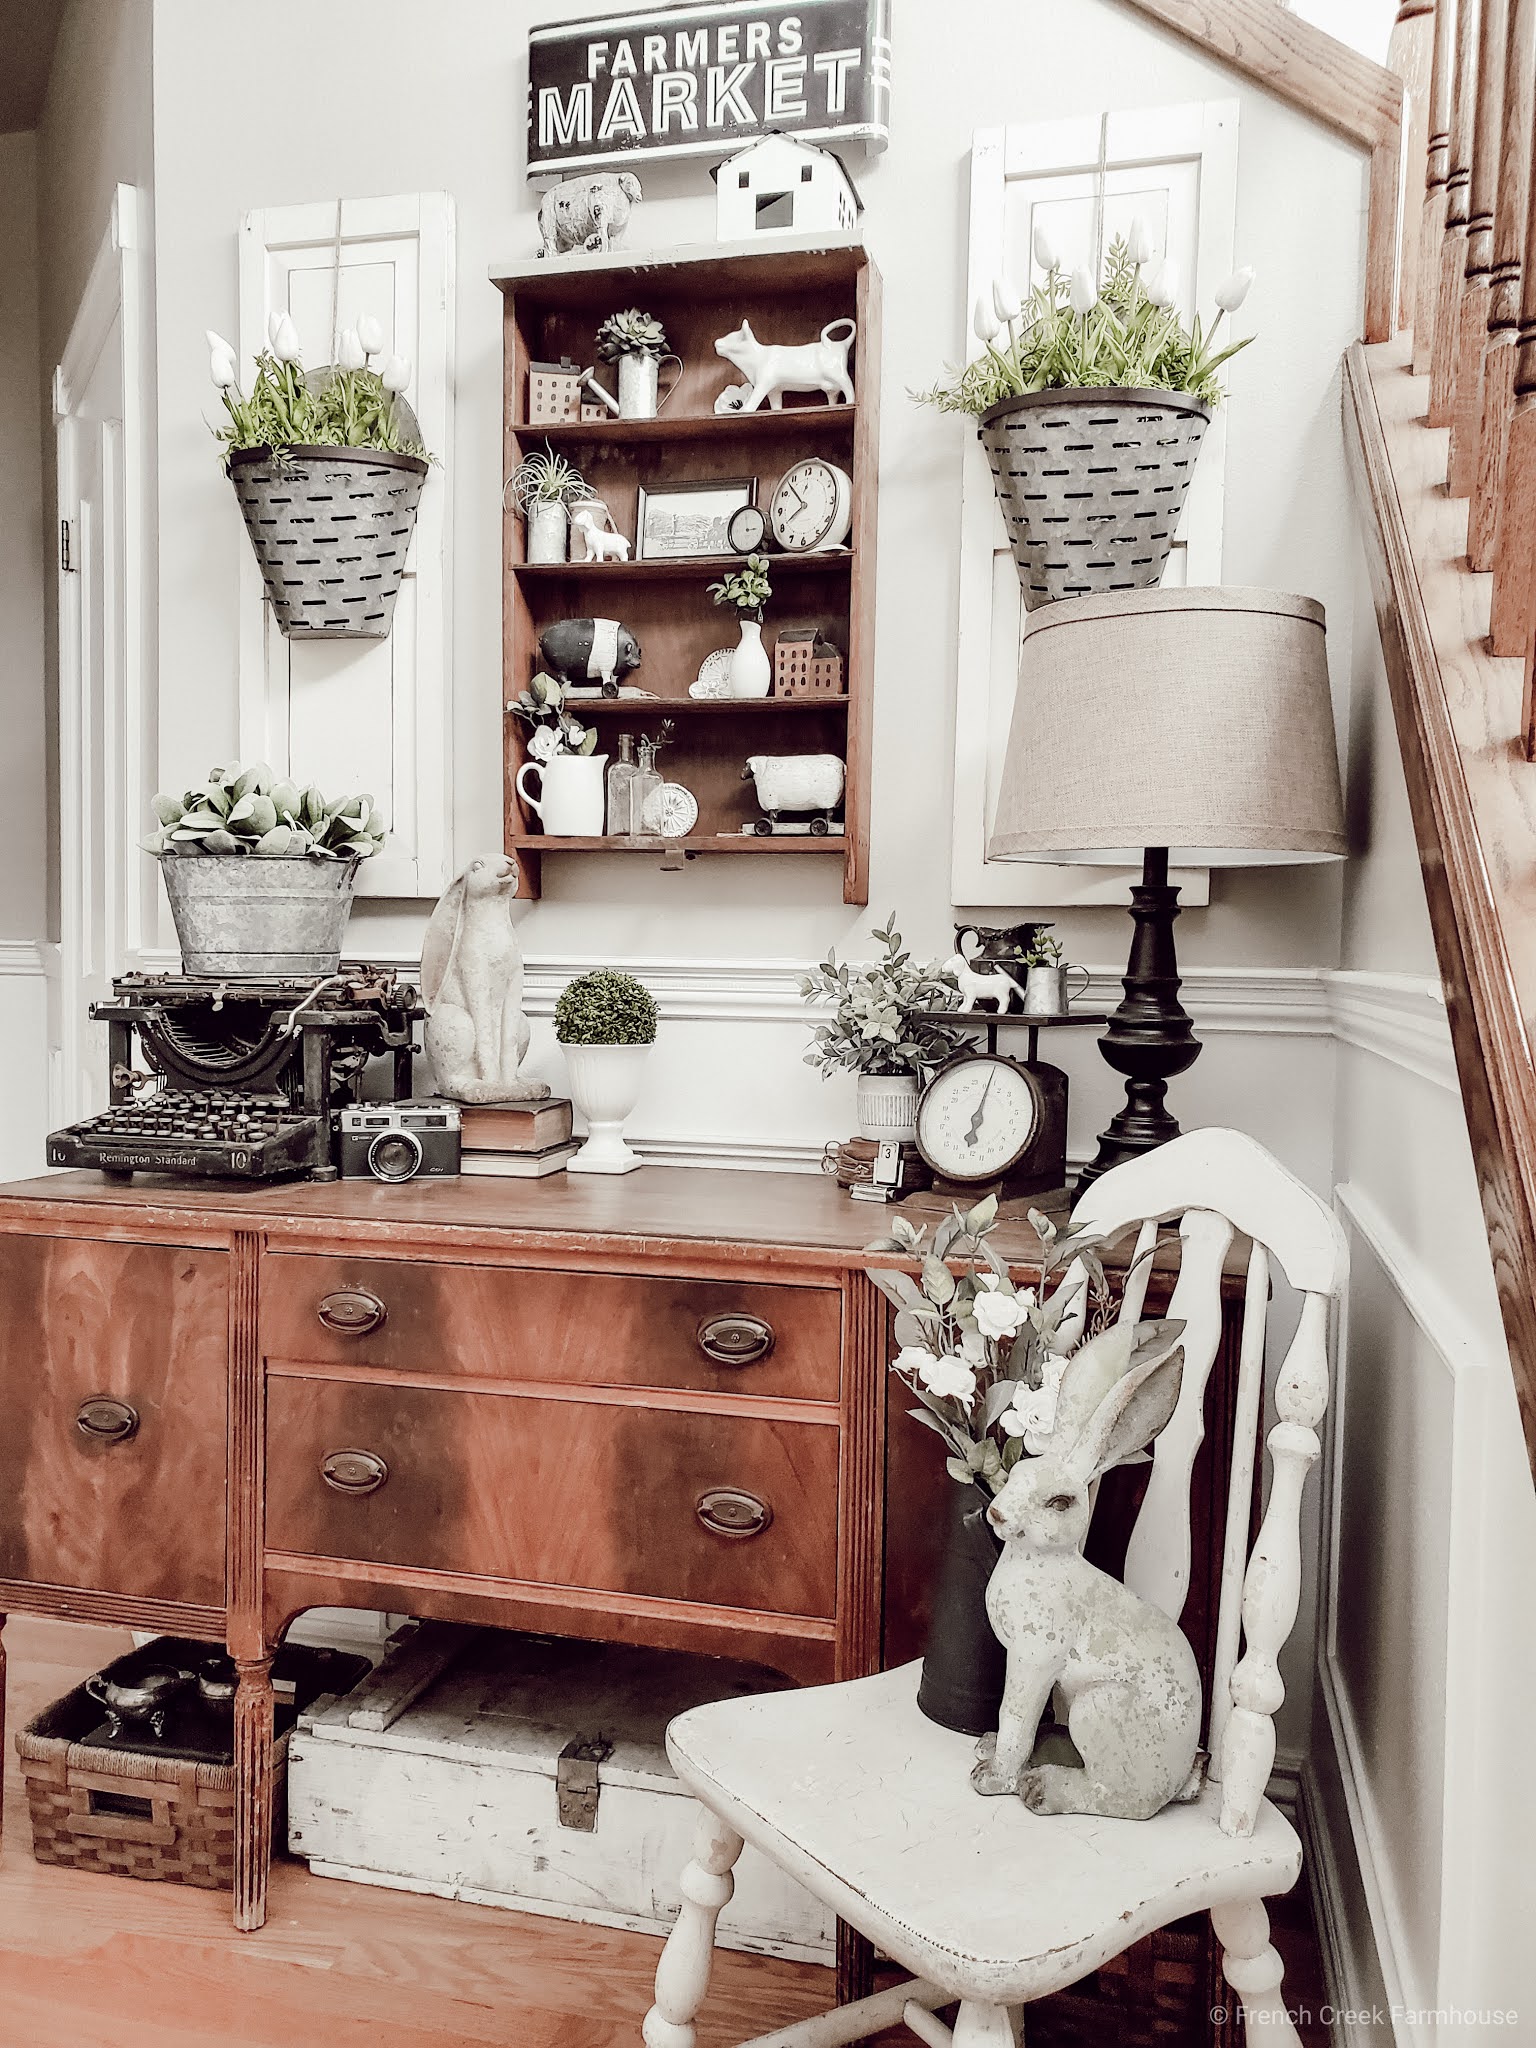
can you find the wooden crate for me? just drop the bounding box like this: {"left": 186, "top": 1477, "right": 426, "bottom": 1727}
{"left": 16, "top": 1638, "right": 367, "bottom": 1890}
{"left": 287, "top": 1623, "right": 835, "bottom": 1962}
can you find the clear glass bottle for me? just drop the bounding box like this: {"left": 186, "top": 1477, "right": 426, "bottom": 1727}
{"left": 632, "top": 734, "right": 663, "bottom": 833}
{"left": 606, "top": 732, "right": 638, "bottom": 835}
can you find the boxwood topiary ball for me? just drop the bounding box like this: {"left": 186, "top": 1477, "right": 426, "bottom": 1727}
{"left": 554, "top": 968, "right": 658, "bottom": 1046}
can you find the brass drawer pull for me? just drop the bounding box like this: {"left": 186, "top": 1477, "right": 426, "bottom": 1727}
{"left": 321, "top": 1448, "right": 390, "bottom": 1496}
{"left": 696, "top": 1312, "right": 775, "bottom": 1367}
{"left": 317, "top": 1288, "right": 387, "bottom": 1336}
{"left": 696, "top": 1487, "right": 773, "bottom": 1540}
{"left": 76, "top": 1397, "right": 139, "bottom": 1445}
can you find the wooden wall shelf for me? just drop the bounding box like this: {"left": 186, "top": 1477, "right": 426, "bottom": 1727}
{"left": 495, "top": 236, "right": 879, "bottom": 904}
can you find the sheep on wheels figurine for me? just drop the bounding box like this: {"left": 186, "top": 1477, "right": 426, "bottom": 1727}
{"left": 420, "top": 856, "right": 550, "bottom": 1104}
{"left": 972, "top": 1320, "right": 1204, "bottom": 1821}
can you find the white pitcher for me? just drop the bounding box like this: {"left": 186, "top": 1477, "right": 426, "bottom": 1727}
{"left": 515, "top": 752, "right": 610, "bottom": 836}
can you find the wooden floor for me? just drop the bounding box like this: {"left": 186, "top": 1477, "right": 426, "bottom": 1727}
{"left": 0, "top": 1617, "right": 1329, "bottom": 2048}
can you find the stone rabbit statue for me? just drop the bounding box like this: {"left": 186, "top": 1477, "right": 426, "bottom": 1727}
{"left": 971, "top": 1320, "right": 1202, "bottom": 1820}
{"left": 421, "top": 856, "right": 550, "bottom": 1104}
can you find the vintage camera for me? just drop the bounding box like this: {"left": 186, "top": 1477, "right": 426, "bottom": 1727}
{"left": 336, "top": 1101, "right": 461, "bottom": 1183}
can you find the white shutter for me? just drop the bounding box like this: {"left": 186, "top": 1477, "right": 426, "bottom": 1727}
{"left": 951, "top": 104, "right": 1238, "bottom": 906}
{"left": 237, "top": 193, "right": 455, "bottom": 898}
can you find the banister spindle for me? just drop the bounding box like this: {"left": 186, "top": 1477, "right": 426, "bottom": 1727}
{"left": 1490, "top": 61, "right": 1536, "bottom": 671}
{"left": 1416, "top": 1, "right": 1459, "bottom": 372}
{"left": 1448, "top": 0, "right": 1507, "bottom": 494}
{"left": 1431, "top": 0, "right": 1482, "bottom": 426}
{"left": 1470, "top": 0, "right": 1535, "bottom": 565}
{"left": 1393, "top": 4, "right": 1440, "bottom": 336}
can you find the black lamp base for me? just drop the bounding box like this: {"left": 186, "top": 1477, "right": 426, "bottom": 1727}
{"left": 1075, "top": 846, "right": 1202, "bottom": 1194}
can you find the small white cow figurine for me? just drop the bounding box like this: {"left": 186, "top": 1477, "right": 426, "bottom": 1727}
{"left": 571, "top": 508, "right": 631, "bottom": 563}
{"left": 714, "top": 317, "right": 856, "bottom": 412}
{"left": 943, "top": 928, "right": 1025, "bottom": 1012}
{"left": 972, "top": 1321, "right": 1203, "bottom": 1821}
{"left": 536, "top": 172, "right": 642, "bottom": 259}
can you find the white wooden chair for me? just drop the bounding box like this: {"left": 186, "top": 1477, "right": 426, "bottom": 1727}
{"left": 642, "top": 1128, "right": 1347, "bottom": 2048}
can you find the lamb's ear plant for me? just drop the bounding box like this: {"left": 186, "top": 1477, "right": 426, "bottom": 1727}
{"left": 144, "top": 763, "right": 387, "bottom": 859}
{"left": 914, "top": 227, "right": 1255, "bottom": 418}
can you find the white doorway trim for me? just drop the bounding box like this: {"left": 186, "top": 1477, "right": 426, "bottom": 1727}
{"left": 53, "top": 182, "right": 149, "bottom": 1121}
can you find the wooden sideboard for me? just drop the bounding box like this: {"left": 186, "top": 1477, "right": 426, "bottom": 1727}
{"left": 0, "top": 1165, "right": 1247, "bottom": 2013}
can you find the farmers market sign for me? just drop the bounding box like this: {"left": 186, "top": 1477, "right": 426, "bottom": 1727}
{"left": 527, "top": 0, "right": 891, "bottom": 174}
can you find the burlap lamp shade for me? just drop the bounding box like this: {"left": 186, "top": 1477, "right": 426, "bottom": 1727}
{"left": 987, "top": 586, "right": 1346, "bottom": 866}
{"left": 982, "top": 585, "right": 1346, "bottom": 1190}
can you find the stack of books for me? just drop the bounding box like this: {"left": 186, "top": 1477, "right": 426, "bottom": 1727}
{"left": 458, "top": 1098, "right": 577, "bottom": 1178}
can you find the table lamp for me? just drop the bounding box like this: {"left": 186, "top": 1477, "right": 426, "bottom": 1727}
{"left": 986, "top": 586, "right": 1346, "bottom": 1189}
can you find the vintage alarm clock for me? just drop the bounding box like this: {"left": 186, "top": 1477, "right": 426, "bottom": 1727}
{"left": 726, "top": 503, "right": 769, "bottom": 553}
{"left": 913, "top": 1051, "right": 1069, "bottom": 1204}
{"left": 769, "top": 459, "right": 853, "bottom": 552}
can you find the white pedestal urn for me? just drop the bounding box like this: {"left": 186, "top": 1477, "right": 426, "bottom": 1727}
{"left": 564, "top": 1043, "right": 650, "bottom": 1174}
{"left": 728, "top": 616, "right": 772, "bottom": 699}
{"left": 855, "top": 1072, "right": 920, "bottom": 1142}
{"left": 554, "top": 969, "right": 659, "bottom": 1177}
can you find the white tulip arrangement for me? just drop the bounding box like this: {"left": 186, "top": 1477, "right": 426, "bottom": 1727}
{"left": 206, "top": 314, "right": 429, "bottom": 460}
{"left": 865, "top": 1198, "right": 1177, "bottom": 1498}
{"left": 917, "top": 218, "right": 1256, "bottom": 418}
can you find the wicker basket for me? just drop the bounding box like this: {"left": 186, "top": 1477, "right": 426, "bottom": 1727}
{"left": 16, "top": 1638, "right": 368, "bottom": 1889}
{"left": 978, "top": 388, "right": 1210, "bottom": 610}
{"left": 228, "top": 444, "right": 427, "bottom": 640}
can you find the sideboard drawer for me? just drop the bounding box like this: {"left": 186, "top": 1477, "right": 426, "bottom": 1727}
{"left": 261, "top": 1253, "right": 841, "bottom": 1402}
{"left": 0, "top": 1234, "right": 227, "bottom": 1607}
{"left": 265, "top": 1375, "right": 839, "bottom": 1619}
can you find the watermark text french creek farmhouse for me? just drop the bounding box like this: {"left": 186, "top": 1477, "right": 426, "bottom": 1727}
{"left": 527, "top": 1, "right": 891, "bottom": 174}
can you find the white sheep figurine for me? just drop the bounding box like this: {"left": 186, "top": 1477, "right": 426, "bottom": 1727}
{"left": 571, "top": 507, "right": 631, "bottom": 563}
{"left": 971, "top": 1319, "right": 1203, "bottom": 1821}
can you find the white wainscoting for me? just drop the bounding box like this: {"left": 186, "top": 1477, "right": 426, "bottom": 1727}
{"left": 0, "top": 941, "right": 53, "bottom": 1182}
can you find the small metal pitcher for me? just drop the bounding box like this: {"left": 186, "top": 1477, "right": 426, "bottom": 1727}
{"left": 1022, "top": 963, "right": 1092, "bottom": 1016}
{"left": 86, "top": 1664, "right": 192, "bottom": 1742}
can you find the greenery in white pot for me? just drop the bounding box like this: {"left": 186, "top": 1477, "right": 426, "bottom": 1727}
{"left": 801, "top": 921, "right": 963, "bottom": 1141}
{"left": 555, "top": 969, "right": 658, "bottom": 1175}
{"left": 709, "top": 555, "right": 773, "bottom": 699}
{"left": 915, "top": 224, "right": 1255, "bottom": 417}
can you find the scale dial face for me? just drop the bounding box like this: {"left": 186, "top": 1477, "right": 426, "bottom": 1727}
{"left": 770, "top": 460, "right": 852, "bottom": 552}
{"left": 915, "top": 1054, "right": 1045, "bottom": 1184}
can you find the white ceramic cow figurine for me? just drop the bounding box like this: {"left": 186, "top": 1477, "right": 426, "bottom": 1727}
{"left": 713, "top": 317, "right": 856, "bottom": 411}
{"left": 972, "top": 1319, "right": 1203, "bottom": 1820}
{"left": 421, "top": 856, "right": 550, "bottom": 1104}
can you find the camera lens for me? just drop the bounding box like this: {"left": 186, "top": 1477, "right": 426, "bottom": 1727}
{"left": 367, "top": 1130, "right": 423, "bottom": 1182}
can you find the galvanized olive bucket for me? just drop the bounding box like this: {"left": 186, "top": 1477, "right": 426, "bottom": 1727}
{"left": 978, "top": 387, "right": 1211, "bottom": 610}
{"left": 227, "top": 444, "right": 427, "bottom": 640}
{"left": 159, "top": 855, "right": 360, "bottom": 978}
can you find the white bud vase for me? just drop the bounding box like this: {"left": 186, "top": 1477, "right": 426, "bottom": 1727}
{"left": 728, "top": 616, "right": 771, "bottom": 699}
{"left": 564, "top": 1042, "right": 649, "bottom": 1173}
{"left": 527, "top": 499, "right": 569, "bottom": 564}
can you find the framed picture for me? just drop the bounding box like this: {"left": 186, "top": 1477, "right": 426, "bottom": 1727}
{"left": 636, "top": 477, "right": 756, "bottom": 560}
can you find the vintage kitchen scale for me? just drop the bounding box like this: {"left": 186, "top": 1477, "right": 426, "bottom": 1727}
{"left": 904, "top": 1006, "right": 1107, "bottom": 1212}
{"left": 46, "top": 966, "right": 424, "bottom": 1182}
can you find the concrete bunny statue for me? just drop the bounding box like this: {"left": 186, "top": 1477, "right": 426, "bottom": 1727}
{"left": 421, "top": 856, "right": 550, "bottom": 1104}
{"left": 971, "top": 1319, "right": 1202, "bottom": 1820}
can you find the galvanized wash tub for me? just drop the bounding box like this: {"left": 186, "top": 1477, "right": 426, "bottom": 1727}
{"left": 978, "top": 387, "right": 1210, "bottom": 610}
{"left": 159, "top": 856, "right": 360, "bottom": 978}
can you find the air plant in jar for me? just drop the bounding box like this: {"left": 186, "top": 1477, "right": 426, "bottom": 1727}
{"left": 506, "top": 444, "right": 593, "bottom": 564}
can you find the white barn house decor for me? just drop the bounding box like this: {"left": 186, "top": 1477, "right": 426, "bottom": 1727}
{"left": 714, "top": 136, "right": 861, "bottom": 238}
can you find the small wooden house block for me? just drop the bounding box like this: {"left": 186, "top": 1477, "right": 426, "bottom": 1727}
{"left": 774, "top": 625, "right": 844, "bottom": 698}
{"left": 527, "top": 356, "right": 585, "bottom": 424}
{"left": 714, "top": 137, "right": 861, "bottom": 240}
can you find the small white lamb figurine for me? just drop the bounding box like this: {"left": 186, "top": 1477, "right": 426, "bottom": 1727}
{"left": 420, "top": 856, "right": 550, "bottom": 1104}
{"left": 571, "top": 507, "right": 631, "bottom": 562}
{"left": 714, "top": 317, "right": 856, "bottom": 411}
{"left": 972, "top": 1321, "right": 1203, "bottom": 1821}
{"left": 944, "top": 928, "right": 1025, "bottom": 1012}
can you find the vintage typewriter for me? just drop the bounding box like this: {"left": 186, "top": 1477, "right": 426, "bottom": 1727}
{"left": 47, "top": 966, "right": 424, "bottom": 1183}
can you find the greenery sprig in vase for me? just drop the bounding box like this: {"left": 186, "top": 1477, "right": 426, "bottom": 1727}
{"left": 710, "top": 555, "right": 774, "bottom": 699}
